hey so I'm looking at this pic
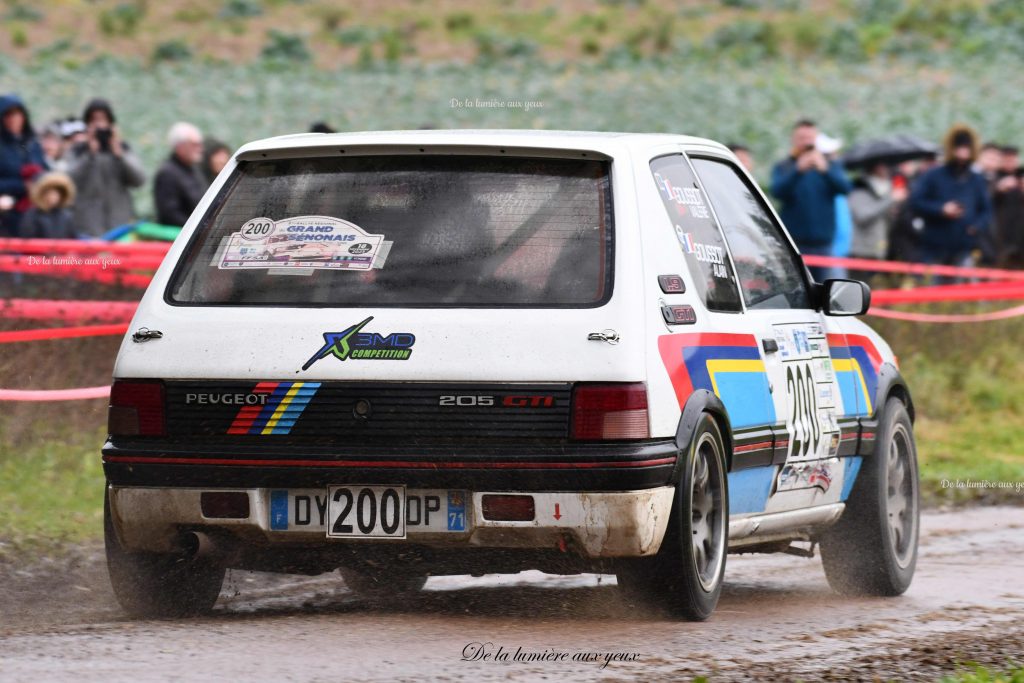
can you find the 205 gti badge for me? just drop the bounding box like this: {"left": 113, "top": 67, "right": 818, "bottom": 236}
{"left": 301, "top": 316, "right": 416, "bottom": 370}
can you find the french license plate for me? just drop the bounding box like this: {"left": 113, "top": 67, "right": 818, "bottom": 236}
{"left": 268, "top": 488, "right": 468, "bottom": 538}
{"left": 327, "top": 485, "right": 406, "bottom": 539}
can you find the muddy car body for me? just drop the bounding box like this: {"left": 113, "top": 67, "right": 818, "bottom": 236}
{"left": 104, "top": 130, "right": 920, "bottom": 620}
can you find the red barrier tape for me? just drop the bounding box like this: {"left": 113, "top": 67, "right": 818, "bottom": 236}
{"left": 0, "top": 323, "right": 129, "bottom": 343}
{"left": 0, "top": 299, "right": 138, "bottom": 323}
{"left": 0, "top": 386, "right": 110, "bottom": 401}
{"left": 0, "top": 238, "right": 170, "bottom": 256}
{"left": 871, "top": 282, "right": 1024, "bottom": 304}
{"left": 868, "top": 304, "right": 1024, "bottom": 323}
{"left": 803, "top": 254, "right": 1024, "bottom": 282}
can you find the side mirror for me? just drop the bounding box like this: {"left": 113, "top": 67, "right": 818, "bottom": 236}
{"left": 822, "top": 279, "right": 871, "bottom": 316}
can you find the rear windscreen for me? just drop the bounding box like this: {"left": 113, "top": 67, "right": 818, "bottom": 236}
{"left": 167, "top": 155, "right": 613, "bottom": 307}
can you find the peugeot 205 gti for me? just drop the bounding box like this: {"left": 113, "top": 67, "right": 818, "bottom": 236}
{"left": 104, "top": 130, "right": 919, "bottom": 621}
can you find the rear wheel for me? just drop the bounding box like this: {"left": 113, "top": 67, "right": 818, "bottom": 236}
{"left": 339, "top": 566, "right": 428, "bottom": 597}
{"left": 617, "top": 413, "right": 728, "bottom": 621}
{"left": 104, "top": 490, "right": 225, "bottom": 618}
{"left": 820, "top": 397, "right": 919, "bottom": 596}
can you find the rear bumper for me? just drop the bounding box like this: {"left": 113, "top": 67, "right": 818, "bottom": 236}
{"left": 101, "top": 439, "right": 679, "bottom": 491}
{"left": 108, "top": 485, "right": 675, "bottom": 559}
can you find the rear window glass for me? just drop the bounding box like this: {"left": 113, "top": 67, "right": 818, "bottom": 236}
{"left": 167, "top": 155, "right": 613, "bottom": 307}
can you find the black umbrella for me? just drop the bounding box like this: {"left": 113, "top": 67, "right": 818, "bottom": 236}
{"left": 842, "top": 134, "right": 940, "bottom": 169}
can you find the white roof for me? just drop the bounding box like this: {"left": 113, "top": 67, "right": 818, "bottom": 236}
{"left": 236, "top": 129, "right": 730, "bottom": 158}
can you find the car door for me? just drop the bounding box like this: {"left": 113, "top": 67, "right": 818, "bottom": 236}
{"left": 645, "top": 152, "right": 782, "bottom": 516}
{"left": 689, "top": 155, "right": 860, "bottom": 514}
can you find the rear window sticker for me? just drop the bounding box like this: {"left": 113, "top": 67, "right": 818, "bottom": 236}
{"left": 218, "top": 216, "right": 386, "bottom": 271}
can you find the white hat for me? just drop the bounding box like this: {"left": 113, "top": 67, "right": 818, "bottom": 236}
{"left": 816, "top": 132, "right": 843, "bottom": 155}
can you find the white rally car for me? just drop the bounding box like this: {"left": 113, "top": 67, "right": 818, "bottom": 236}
{"left": 104, "top": 130, "right": 919, "bottom": 620}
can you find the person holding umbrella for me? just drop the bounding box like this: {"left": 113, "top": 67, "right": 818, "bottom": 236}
{"left": 908, "top": 124, "right": 992, "bottom": 277}
{"left": 847, "top": 161, "right": 908, "bottom": 280}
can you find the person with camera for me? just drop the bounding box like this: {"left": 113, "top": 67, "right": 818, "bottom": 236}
{"left": 770, "top": 119, "right": 852, "bottom": 282}
{"left": 908, "top": 124, "right": 992, "bottom": 277}
{"left": 65, "top": 98, "right": 146, "bottom": 237}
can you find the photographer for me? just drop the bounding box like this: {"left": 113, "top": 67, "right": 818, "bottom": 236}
{"left": 909, "top": 124, "right": 991, "bottom": 276}
{"left": 65, "top": 98, "right": 146, "bottom": 237}
{"left": 770, "top": 119, "right": 852, "bottom": 281}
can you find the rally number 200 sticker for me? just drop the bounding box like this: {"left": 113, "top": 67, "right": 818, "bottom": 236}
{"left": 218, "top": 215, "right": 385, "bottom": 271}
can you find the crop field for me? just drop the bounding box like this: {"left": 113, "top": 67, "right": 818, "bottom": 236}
{"left": 3, "top": 55, "right": 1024, "bottom": 219}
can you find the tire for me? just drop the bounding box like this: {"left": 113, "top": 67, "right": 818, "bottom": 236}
{"left": 616, "top": 413, "right": 729, "bottom": 621}
{"left": 104, "top": 490, "right": 225, "bottom": 618}
{"left": 819, "top": 397, "right": 919, "bottom": 596}
{"left": 339, "top": 566, "right": 428, "bottom": 597}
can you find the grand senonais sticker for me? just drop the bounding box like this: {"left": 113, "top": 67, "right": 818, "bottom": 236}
{"left": 218, "top": 215, "right": 385, "bottom": 271}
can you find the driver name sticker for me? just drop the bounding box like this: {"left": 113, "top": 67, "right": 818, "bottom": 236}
{"left": 218, "top": 216, "right": 386, "bottom": 271}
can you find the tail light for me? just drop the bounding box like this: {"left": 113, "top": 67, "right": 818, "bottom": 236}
{"left": 571, "top": 382, "right": 650, "bottom": 440}
{"left": 108, "top": 380, "right": 166, "bottom": 437}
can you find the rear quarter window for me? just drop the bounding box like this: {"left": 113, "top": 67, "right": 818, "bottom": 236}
{"left": 649, "top": 154, "right": 742, "bottom": 313}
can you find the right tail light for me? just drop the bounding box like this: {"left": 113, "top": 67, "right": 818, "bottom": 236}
{"left": 571, "top": 382, "right": 650, "bottom": 440}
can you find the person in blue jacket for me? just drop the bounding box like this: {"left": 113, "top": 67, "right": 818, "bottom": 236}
{"left": 0, "top": 93, "right": 48, "bottom": 236}
{"left": 771, "top": 119, "right": 852, "bottom": 282}
{"left": 909, "top": 124, "right": 992, "bottom": 275}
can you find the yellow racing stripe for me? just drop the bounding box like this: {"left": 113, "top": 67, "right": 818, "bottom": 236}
{"left": 705, "top": 359, "right": 766, "bottom": 398}
{"left": 832, "top": 359, "right": 872, "bottom": 414}
{"left": 261, "top": 382, "right": 303, "bottom": 434}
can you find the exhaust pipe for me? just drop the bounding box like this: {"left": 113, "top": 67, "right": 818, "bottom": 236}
{"left": 182, "top": 531, "right": 216, "bottom": 558}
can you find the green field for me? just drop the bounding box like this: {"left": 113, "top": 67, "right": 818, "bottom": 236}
{"left": 4, "top": 55, "right": 1024, "bottom": 220}
{"left": 941, "top": 662, "right": 1024, "bottom": 683}
{"left": 872, "top": 314, "right": 1024, "bottom": 506}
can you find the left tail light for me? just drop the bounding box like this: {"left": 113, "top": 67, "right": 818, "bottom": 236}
{"left": 108, "top": 380, "right": 166, "bottom": 437}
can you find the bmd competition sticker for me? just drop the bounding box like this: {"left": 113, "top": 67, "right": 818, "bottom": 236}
{"left": 302, "top": 317, "right": 416, "bottom": 370}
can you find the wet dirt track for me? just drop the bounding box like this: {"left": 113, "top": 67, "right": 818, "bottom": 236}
{"left": 1, "top": 506, "right": 1022, "bottom": 682}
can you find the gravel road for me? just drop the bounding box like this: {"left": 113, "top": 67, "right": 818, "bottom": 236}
{"left": 1, "top": 506, "right": 1022, "bottom": 682}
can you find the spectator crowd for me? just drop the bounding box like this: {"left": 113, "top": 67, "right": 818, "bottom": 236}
{"left": 2, "top": 91, "right": 1023, "bottom": 277}
{"left": 760, "top": 119, "right": 1024, "bottom": 280}
{"left": 0, "top": 93, "right": 230, "bottom": 239}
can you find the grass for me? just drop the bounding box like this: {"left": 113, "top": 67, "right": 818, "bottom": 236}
{"left": 941, "top": 662, "right": 1024, "bottom": 683}
{"left": 0, "top": 429, "right": 106, "bottom": 548}
{"left": 871, "top": 314, "right": 1024, "bottom": 506}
